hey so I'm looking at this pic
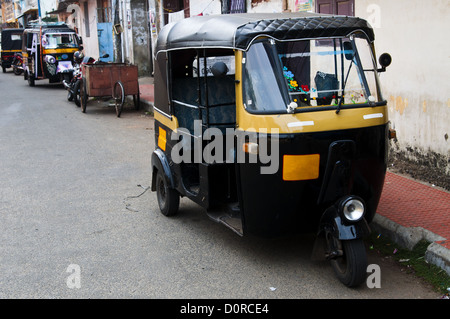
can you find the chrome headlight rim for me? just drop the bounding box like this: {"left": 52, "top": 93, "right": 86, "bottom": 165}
{"left": 339, "top": 196, "right": 365, "bottom": 223}
{"left": 44, "top": 55, "right": 56, "bottom": 64}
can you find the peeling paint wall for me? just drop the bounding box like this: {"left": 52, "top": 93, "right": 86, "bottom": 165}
{"left": 130, "top": 0, "right": 151, "bottom": 76}
{"left": 79, "top": 0, "right": 100, "bottom": 60}
{"left": 249, "top": 0, "right": 284, "bottom": 12}
{"left": 355, "top": 0, "right": 450, "bottom": 174}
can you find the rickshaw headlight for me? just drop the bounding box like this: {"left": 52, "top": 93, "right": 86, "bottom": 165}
{"left": 44, "top": 55, "right": 56, "bottom": 64}
{"left": 340, "top": 197, "right": 365, "bottom": 222}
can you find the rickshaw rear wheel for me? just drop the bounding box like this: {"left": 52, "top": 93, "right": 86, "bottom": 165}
{"left": 156, "top": 170, "right": 179, "bottom": 216}
{"left": 328, "top": 236, "right": 367, "bottom": 287}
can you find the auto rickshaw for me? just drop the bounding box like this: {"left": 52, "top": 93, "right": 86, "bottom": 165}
{"left": 1, "top": 28, "right": 24, "bottom": 73}
{"left": 151, "top": 12, "right": 394, "bottom": 287}
{"left": 22, "top": 23, "right": 81, "bottom": 86}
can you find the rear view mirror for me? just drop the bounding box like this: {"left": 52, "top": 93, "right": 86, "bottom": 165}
{"left": 378, "top": 53, "right": 392, "bottom": 72}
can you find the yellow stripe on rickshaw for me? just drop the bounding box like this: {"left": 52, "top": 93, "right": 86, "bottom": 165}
{"left": 42, "top": 48, "right": 79, "bottom": 54}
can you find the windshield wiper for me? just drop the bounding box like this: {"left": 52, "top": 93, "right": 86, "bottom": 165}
{"left": 336, "top": 61, "right": 353, "bottom": 114}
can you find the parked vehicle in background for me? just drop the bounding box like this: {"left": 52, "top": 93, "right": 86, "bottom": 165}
{"left": 22, "top": 23, "right": 82, "bottom": 86}
{"left": 1, "top": 28, "right": 24, "bottom": 73}
{"left": 12, "top": 52, "right": 23, "bottom": 75}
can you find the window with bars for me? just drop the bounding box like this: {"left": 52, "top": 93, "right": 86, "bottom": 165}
{"left": 315, "top": 0, "right": 354, "bottom": 16}
{"left": 221, "top": 0, "right": 246, "bottom": 14}
{"left": 315, "top": 0, "right": 354, "bottom": 46}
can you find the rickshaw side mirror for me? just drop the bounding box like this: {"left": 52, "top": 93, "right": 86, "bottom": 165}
{"left": 343, "top": 41, "right": 354, "bottom": 60}
{"left": 211, "top": 61, "right": 228, "bottom": 77}
{"left": 378, "top": 53, "right": 392, "bottom": 72}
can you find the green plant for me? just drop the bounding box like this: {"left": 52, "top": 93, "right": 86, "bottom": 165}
{"left": 368, "top": 232, "right": 450, "bottom": 295}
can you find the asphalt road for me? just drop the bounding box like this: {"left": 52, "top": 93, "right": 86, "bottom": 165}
{"left": 0, "top": 70, "right": 440, "bottom": 300}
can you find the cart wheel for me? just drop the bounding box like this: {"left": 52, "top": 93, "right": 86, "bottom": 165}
{"left": 80, "top": 78, "right": 88, "bottom": 113}
{"left": 328, "top": 236, "right": 367, "bottom": 287}
{"left": 156, "top": 170, "right": 179, "bottom": 217}
{"left": 28, "top": 72, "right": 35, "bottom": 87}
{"left": 133, "top": 87, "right": 140, "bottom": 110}
{"left": 114, "top": 81, "right": 125, "bottom": 117}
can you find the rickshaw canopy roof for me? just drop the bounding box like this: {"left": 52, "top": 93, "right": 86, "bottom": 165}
{"left": 156, "top": 12, "right": 374, "bottom": 53}
{"left": 24, "top": 23, "right": 76, "bottom": 34}
{"left": 1, "top": 28, "right": 24, "bottom": 50}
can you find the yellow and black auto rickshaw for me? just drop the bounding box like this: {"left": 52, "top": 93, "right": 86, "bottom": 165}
{"left": 22, "top": 23, "right": 81, "bottom": 86}
{"left": 1, "top": 28, "right": 24, "bottom": 73}
{"left": 151, "top": 12, "right": 394, "bottom": 287}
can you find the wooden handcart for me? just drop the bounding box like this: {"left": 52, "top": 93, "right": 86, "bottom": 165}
{"left": 80, "top": 63, "right": 140, "bottom": 117}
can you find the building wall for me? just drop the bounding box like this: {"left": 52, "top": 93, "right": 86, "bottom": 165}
{"left": 354, "top": 0, "right": 450, "bottom": 174}
{"left": 78, "top": 0, "right": 100, "bottom": 60}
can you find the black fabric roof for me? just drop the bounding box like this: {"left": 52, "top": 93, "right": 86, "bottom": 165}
{"left": 156, "top": 12, "right": 374, "bottom": 53}
{"left": 1, "top": 29, "right": 24, "bottom": 51}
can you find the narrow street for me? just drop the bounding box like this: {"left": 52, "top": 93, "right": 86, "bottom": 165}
{"left": 0, "top": 71, "right": 441, "bottom": 299}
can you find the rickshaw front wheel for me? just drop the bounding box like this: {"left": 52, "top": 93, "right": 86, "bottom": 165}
{"left": 28, "top": 72, "right": 35, "bottom": 87}
{"left": 156, "top": 170, "right": 179, "bottom": 217}
{"left": 328, "top": 236, "right": 367, "bottom": 287}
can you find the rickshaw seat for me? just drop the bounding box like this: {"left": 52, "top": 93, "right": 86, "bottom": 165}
{"left": 315, "top": 71, "right": 339, "bottom": 106}
{"left": 172, "top": 76, "right": 236, "bottom": 132}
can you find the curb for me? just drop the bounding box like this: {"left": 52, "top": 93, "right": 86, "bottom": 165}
{"left": 371, "top": 214, "right": 450, "bottom": 276}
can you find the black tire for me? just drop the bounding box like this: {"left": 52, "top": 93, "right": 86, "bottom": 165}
{"left": 13, "top": 62, "right": 22, "bottom": 75}
{"left": 28, "top": 72, "right": 35, "bottom": 87}
{"left": 80, "top": 78, "right": 87, "bottom": 113}
{"left": 73, "top": 79, "right": 81, "bottom": 107}
{"left": 156, "top": 170, "right": 179, "bottom": 217}
{"left": 67, "top": 89, "right": 74, "bottom": 101}
{"left": 114, "top": 81, "right": 125, "bottom": 117}
{"left": 329, "top": 238, "right": 367, "bottom": 287}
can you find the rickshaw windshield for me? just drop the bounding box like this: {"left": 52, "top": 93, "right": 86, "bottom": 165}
{"left": 242, "top": 33, "right": 383, "bottom": 113}
{"left": 42, "top": 33, "right": 78, "bottom": 49}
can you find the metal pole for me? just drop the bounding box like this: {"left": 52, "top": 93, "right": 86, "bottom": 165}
{"left": 37, "top": 0, "right": 42, "bottom": 22}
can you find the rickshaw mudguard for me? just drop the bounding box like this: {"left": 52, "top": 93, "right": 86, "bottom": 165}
{"left": 151, "top": 148, "right": 175, "bottom": 191}
{"left": 318, "top": 205, "right": 371, "bottom": 240}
